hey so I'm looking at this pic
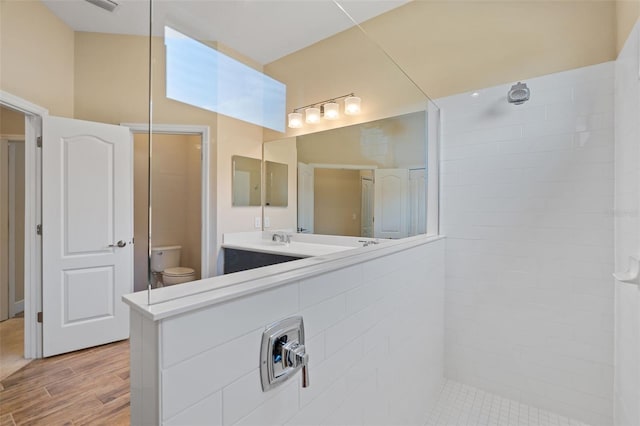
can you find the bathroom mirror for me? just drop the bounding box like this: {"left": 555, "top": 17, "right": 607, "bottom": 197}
{"left": 232, "top": 155, "right": 262, "bottom": 207}
{"left": 265, "top": 161, "right": 288, "bottom": 207}
{"left": 264, "top": 110, "right": 427, "bottom": 238}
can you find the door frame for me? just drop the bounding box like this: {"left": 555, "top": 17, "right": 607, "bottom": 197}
{"left": 121, "top": 123, "right": 213, "bottom": 280}
{"left": 0, "top": 90, "right": 48, "bottom": 359}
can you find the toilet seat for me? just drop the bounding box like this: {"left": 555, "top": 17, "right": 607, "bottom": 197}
{"left": 163, "top": 266, "right": 195, "bottom": 277}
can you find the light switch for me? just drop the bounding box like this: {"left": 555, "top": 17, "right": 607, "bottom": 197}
{"left": 264, "top": 216, "right": 271, "bottom": 228}
{"left": 254, "top": 216, "right": 261, "bottom": 228}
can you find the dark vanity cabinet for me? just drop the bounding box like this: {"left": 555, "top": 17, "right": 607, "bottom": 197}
{"left": 223, "top": 248, "right": 302, "bottom": 274}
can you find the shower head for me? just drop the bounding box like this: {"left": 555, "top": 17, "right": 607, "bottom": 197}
{"left": 507, "top": 82, "right": 530, "bottom": 105}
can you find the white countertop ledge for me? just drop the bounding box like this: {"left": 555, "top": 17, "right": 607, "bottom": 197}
{"left": 122, "top": 234, "right": 445, "bottom": 322}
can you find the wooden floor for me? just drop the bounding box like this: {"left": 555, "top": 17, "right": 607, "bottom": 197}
{"left": 0, "top": 340, "right": 130, "bottom": 425}
{"left": 0, "top": 317, "right": 30, "bottom": 381}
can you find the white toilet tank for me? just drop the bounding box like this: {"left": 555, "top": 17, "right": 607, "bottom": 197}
{"left": 150, "top": 246, "right": 181, "bottom": 273}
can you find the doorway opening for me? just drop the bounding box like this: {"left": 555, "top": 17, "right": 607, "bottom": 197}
{"left": 125, "top": 124, "right": 211, "bottom": 292}
{"left": 0, "top": 106, "right": 31, "bottom": 377}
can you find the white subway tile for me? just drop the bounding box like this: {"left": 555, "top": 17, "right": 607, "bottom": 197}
{"left": 162, "top": 329, "right": 262, "bottom": 420}
{"left": 344, "top": 277, "right": 384, "bottom": 315}
{"left": 233, "top": 381, "right": 298, "bottom": 426}
{"left": 305, "top": 332, "right": 326, "bottom": 367}
{"left": 450, "top": 125, "right": 523, "bottom": 146}
{"left": 325, "top": 305, "right": 380, "bottom": 356}
{"left": 285, "top": 378, "right": 348, "bottom": 426}
{"left": 162, "top": 283, "right": 298, "bottom": 368}
{"left": 299, "top": 265, "right": 362, "bottom": 309}
{"left": 300, "top": 295, "right": 346, "bottom": 339}
{"left": 321, "top": 388, "right": 365, "bottom": 426}
{"left": 165, "top": 390, "right": 222, "bottom": 426}
{"left": 299, "top": 337, "right": 363, "bottom": 407}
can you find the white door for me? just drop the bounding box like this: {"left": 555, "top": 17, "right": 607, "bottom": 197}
{"left": 297, "top": 162, "right": 314, "bottom": 233}
{"left": 361, "top": 177, "right": 374, "bottom": 237}
{"left": 374, "top": 168, "right": 408, "bottom": 239}
{"left": 408, "top": 168, "right": 426, "bottom": 236}
{"left": 42, "top": 116, "right": 133, "bottom": 357}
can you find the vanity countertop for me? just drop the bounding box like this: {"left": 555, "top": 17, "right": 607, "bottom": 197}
{"left": 221, "top": 240, "right": 356, "bottom": 258}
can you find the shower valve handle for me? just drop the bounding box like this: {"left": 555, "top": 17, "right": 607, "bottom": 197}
{"left": 283, "top": 341, "right": 309, "bottom": 388}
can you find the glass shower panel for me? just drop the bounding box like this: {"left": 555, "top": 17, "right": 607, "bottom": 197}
{"left": 146, "top": 0, "right": 439, "bottom": 305}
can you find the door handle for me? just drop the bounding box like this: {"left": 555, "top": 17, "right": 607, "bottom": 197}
{"left": 108, "top": 240, "right": 127, "bottom": 248}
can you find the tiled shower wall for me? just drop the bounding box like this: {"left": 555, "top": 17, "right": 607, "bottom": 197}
{"left": 439, "top": 63, "right": 615, "bottom": 425}
{"left": 614, "top": 20, "right": 640, "bottom": 426}
{"left": 131, "top": 238, "right": 445, "bottom": 425}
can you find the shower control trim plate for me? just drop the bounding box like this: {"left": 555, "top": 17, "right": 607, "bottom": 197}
{"left": 260, "top": 316, "right": 309, "bottom": 391}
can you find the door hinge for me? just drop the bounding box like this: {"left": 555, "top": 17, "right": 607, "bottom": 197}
{"left": 36, "top": 224, "right": 42, "bottom": 235}
{"left": 36, "top": 136, "right": 42, "bottom": 148}
{"left": 37, "top": 312, "right": 43, "bottom": 323}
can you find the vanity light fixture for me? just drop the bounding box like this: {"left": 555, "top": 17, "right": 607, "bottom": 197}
{"left": 287, "top": 93, "right": 361, "bottom": 128}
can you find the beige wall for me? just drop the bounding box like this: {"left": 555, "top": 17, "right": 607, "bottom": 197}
{"left": 0, "top": 107, "right": 25, "bottom": 136}
{"left": 297, "top": 111, "right": 425, "bottom": 169}
{"left": 363, "top": 1, "right": 616, "bottom": 98}
{"left": 265, "top": 0, "right": 617, "bottom": 141}
{"left": 263, "top": 137, "right": 297, "bottom": 230}
{"left": 0, "top": 0, "right": 74, "bottom": 116}
{"left": 314, "top": 168, "right": 361, "bottom": 237}
{"left": 617, "top": 0, "right": 640, "bottom": 53}
{"left": 133, "top": 133, "right": 202, "bottom": 289}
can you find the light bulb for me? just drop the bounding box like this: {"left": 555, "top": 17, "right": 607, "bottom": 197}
{"left": 323, "top": 102, "right": 339, "bottom": 120}
{"left": 344, "top": 96, "right": 361, "bottom": 115}
{"left": 305, "top": 107, "right": 321, "bottom": 124}
{"left": 288, "top": 112, "right": 303, "bottom": 128}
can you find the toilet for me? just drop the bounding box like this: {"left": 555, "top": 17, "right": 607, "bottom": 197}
{"left": 150, "top": 245, "right": 196, "bottom": 286}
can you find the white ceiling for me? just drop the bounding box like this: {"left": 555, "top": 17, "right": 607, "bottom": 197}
{"left": 42, "top": 0, "right": 410, "bottom": 64}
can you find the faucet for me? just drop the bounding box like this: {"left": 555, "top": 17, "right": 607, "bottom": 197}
{"left": 272, "top": 231, "right": 291, "bottom": 245}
